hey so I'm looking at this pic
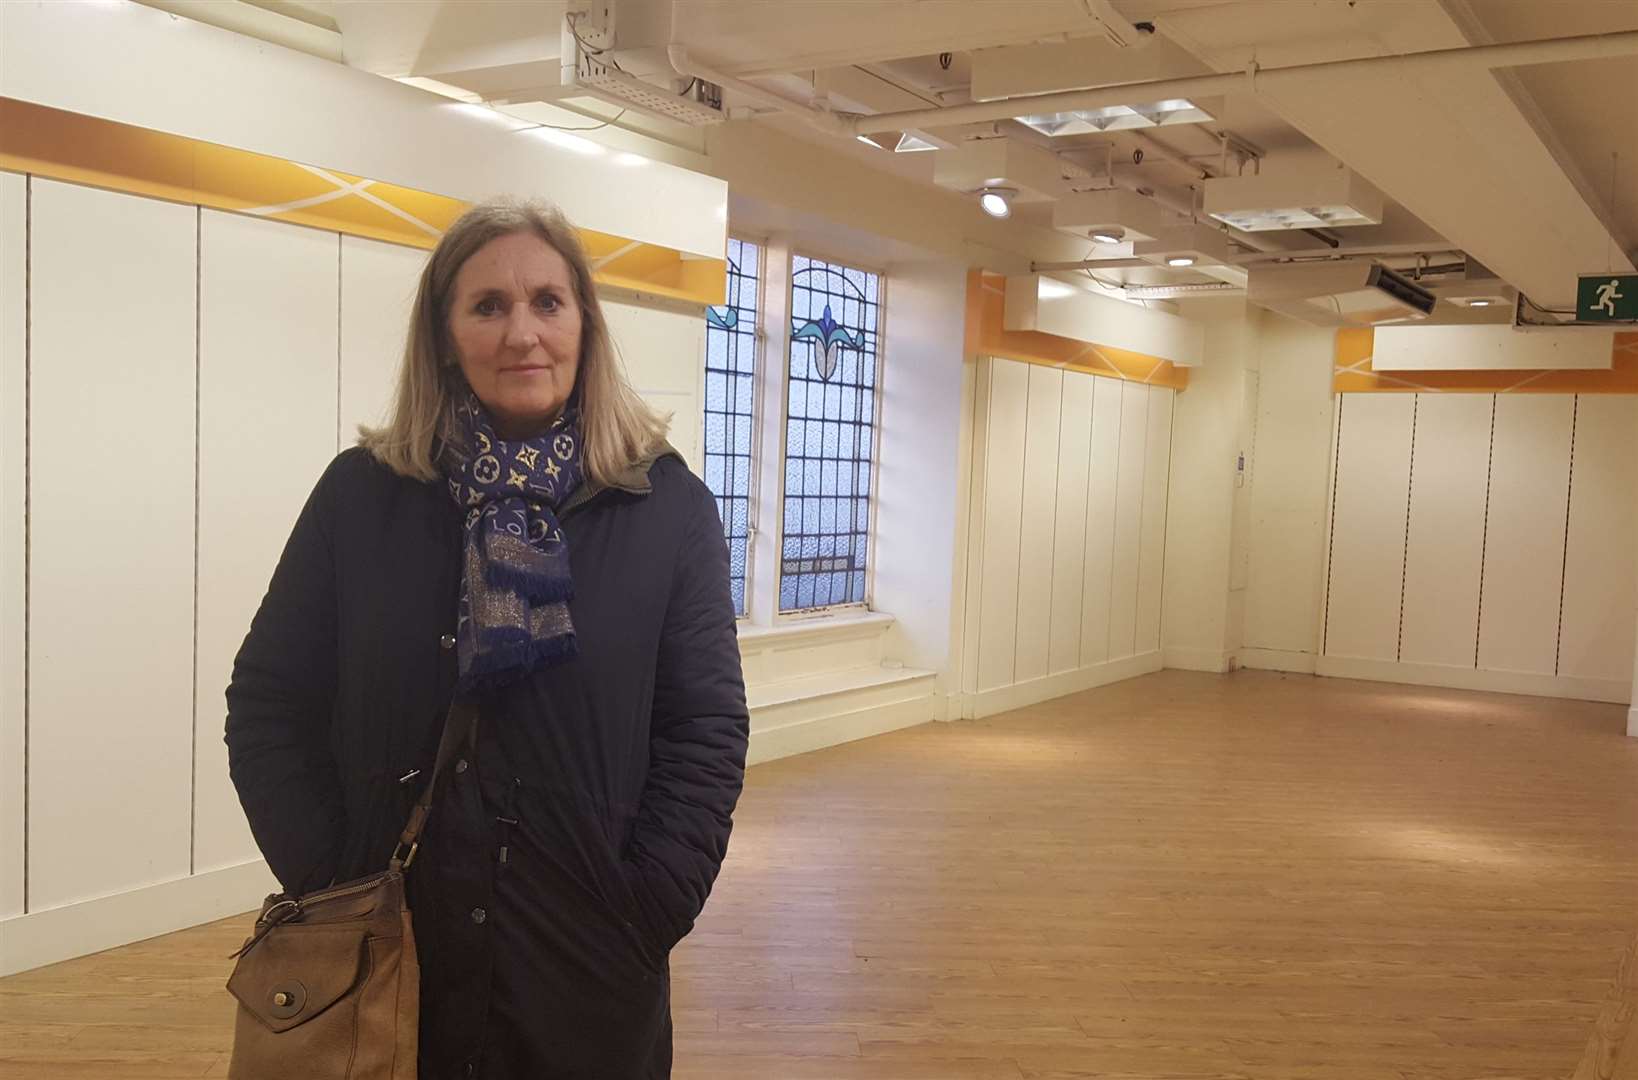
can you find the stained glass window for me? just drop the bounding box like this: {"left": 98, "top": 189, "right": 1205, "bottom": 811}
{"left": 702, "top": 238, "right": 760, "bottom": 616}
{"left": 781, "top": 254, "right": 881, "bottom": 612}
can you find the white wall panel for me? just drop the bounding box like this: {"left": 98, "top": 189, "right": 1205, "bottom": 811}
{"left": 1400, "top": 394, "right": 1491, "bottom": 669}
{"left": 1081, "top": 377, "right": 1122, "bottom": 667}
{"left": 1324, "top": 393, "right": 1414, "bottom": 662}
{"left": 1136, "top": 387, "right": 1173, "bottom": 654}
{"left": 0, "top": 174, "right": 27, "bottom": 918}
{"left": 1107, "top": 382, "right": 1149, "bottom": 660}
{"left": 975, "top": 359, "right": 1028, "bottom": 691}
{"left": 339, "top": 236, "right": 423, "bottom": 450}
{"left": 1478, "top": 394, "right": 1574, "bottom": 677}
{"left": 1243, "top": 316, "right": 1335, "bottom": 656}
{"left": 1048, "top": 373, "right": 1093, "bottom": 675}
{"left": 605, "top": 300, "right": 705, "bottom": 470}
{"left": 28, "top": 182, "right": 196, "bottom": 910}
{"left": 195, "top": 212, "right": 339, "bottom": 873}
{"left": 1013, "top": 366, "right": 1062, "bottom": 683}
{"left": 1558, "top": 395, "right": 1638, "bottom": 684}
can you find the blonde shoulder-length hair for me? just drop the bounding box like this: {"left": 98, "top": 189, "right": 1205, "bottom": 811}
{"left": 360, "top": 198, "right": 669, "bottom": 486}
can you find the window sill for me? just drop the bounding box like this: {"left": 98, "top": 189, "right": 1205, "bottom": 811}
{"left": 736, "top": 609, "right": 895, "bottom": 652}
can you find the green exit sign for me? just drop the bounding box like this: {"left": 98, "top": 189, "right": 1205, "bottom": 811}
{"left": 1577, "top": 273, "right": 1638, "bottom": 322}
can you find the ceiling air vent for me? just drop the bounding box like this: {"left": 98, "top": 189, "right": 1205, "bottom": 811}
{"left": 1248, "top": 261, "right": 1436, "bottom": 326}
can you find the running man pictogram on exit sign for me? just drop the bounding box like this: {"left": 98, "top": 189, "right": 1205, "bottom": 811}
{"left": 1578, "top": 273, "right": 1638, "bottom": 322}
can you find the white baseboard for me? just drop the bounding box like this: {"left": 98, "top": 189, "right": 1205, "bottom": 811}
{"left": 1163, "top": 646, "right": 1238, "bottom": 673}
{"left": 957, "top": 652, "right": 1163, "bottom": 720}
{"left": 747, "top": 692, "right": 938, "bottom": 766}
{"left": 0, "top": 684, "right": 941, "bottom": 975}
{"left": 1238, "top": 647, "right": 1319, "bottom": 675}
{"left": 1315, "top": 655, "right": 1631, "bottom": 706}
{"left": 0, "top": 858, "right": 274, "bottom": 976}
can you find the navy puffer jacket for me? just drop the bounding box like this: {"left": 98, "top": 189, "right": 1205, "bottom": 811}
{"left": 225, "top": 445, "right": 749, "bottom": 1079}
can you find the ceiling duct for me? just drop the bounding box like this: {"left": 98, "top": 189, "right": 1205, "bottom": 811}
{"left": 1053, "top": 188, "right": 1178, "bottom": 243}
{"left": 1248, "top": 261, "right": 1436, "bottom": 326}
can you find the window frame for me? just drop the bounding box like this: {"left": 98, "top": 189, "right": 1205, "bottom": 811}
{"left": 774, "top": 247, "right": 888, "bottom": 621}
{"left": 702, "top": 234, "right": 768, "bottom": 620}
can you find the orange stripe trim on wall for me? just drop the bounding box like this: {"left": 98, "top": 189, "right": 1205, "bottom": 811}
{"left": 1335, "top": 327, "right": 1638, "bottom": 394}
{"left": 0, "top": 97, "right": 726, "bottom": 307}
{"left": 966, "top": 271, "right": 1189, "bottom": 390}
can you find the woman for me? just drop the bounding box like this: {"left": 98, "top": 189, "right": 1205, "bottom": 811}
{"left": 225, "top": 199, "right": 749, "bottom": 1079}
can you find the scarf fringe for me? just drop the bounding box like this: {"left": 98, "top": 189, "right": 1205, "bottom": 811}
{"left": 457, "top": 633, "right": 579, "bottom": 695}
{"left": 483, "top": 559, "right": 575, "bottom": 604}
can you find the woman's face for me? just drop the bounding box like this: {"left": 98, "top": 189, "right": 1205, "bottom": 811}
{"left": 447, "top": 231, "right": 583, "bottom": 439}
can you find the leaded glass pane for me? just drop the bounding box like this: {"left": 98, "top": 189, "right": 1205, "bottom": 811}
{"left": 779, "top": 253, "right": 881, "bottom": 611}
{"left": 701, "top": 237, "right": 762, "bottom": 616}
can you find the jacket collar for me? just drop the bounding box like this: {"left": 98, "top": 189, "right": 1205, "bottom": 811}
{"left": 561, "top": 442, "right": 681, "bottom": 514}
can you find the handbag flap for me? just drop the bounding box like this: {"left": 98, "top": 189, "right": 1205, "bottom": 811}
{"left": 227, "top": 924, "right": 369, "bottom": 1034}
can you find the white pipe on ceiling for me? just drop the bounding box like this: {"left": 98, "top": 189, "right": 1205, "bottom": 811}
{"left": 849, "top": 30, "right": 1638, "bottom": 136}
{"left": 1032, "top": 241, "right": 1466, "bottom": 272}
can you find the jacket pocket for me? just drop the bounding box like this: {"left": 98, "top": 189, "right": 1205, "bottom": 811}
{"left": 511, "top": 785, "right": 667, "bottom": 976}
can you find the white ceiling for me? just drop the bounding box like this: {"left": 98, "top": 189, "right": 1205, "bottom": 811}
{"left": 210, "top": 0, "right": 1637, "bottom": 310}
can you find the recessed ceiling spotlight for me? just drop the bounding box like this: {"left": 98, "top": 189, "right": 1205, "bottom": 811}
{"left": 1090, "top": 228, "right": 1125, "bottom": 244}
{"left": 978, "top": 187, "right": 1016, "bottom": 219}
{"left": 1166, "top": 255, "right": 1196, "bottom": 268}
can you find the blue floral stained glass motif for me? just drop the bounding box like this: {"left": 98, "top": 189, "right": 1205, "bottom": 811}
{"left": 702, "top": 238, "right": 761, "bottom": 615}
{"left": 781, "top": 254, "right": 882, "bottom": 612}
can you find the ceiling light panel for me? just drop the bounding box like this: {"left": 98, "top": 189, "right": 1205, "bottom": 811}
{"left": 1016, "top": 98, "right": 1213, "bottom": 137}
{"left": 1204, "top": 166, "right": 1385, "bottom": 232}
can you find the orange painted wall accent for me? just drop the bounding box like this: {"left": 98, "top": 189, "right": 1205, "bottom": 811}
{"left": 0, "top": 97, "right": 725, "bottom": 306}
{"left": 966, "top": 271, "right": 1190, "bottom": 390}
{"left": 1334, "top": 326, "right": 1638, "bottom": 394}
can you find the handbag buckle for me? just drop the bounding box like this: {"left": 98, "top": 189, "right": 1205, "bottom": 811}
{"left": 260, "top": 898, "right": 302, "bottom": 926}
{"left": 391, "top": 839, "right": 419, "bottom": 870}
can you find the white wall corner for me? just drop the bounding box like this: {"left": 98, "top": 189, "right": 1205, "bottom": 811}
{"left": 1163, "top": 647, "right": 1238, "bottom": 673}
{"left": 1238, "top": 647, "right": 1319, "bottom": 675}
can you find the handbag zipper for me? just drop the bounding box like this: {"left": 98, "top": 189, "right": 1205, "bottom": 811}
{"left": 229, "top": 871, "right": 399, "bottom": 959}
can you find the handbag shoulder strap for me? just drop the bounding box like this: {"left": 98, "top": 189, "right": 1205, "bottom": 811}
{"left": 390, "top": 698, "right": 478, "bottom": 871}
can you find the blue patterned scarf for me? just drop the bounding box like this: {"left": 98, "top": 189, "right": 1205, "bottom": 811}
{"left": 442, "top": 392, "right": 585, "bottom": 692}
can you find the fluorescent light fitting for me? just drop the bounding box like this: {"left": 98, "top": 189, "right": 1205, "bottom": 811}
{"left": 978, "top": 187, "right": 1015, "bottom": 218}
{"left": 1166, "top": 256, "right": 1196, "bottom": 268}
{"left": 894, "top": 132, "right": 940, "bottom": 152}
{"left": 1037, "top": 278, "right": 1077, "bottom": 299}
{"left": 447, "top": 103, "right": 535, "bottom": 131}
{"left": 1017, "top": 98, "right": 1213, "bottom": 137}
{"left": 528, "top": 127, "right": 605, "bottom": 155}
{"left": 395, "top": 76, "right": 483, "bottom": 104}
{"left": 1089, "top": 228, "right": 1125, "bottom": 244}
{"left": 1466, "top": 299, "right": 1493, "bottom": 308}
{"left": 857, "top": 134, "right": 883, "bottom": 148}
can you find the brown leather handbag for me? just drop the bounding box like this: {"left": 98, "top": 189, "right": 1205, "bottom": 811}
{"left": 225, "top": 701, "right": 477, "bottom": 1080}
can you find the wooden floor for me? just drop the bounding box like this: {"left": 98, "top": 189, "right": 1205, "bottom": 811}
{"left": 4, "top": 670, "right": 1636, "bottom": 1079}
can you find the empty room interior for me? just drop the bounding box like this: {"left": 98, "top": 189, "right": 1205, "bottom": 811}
{"left": 1, "top": 1, "right": 1636, "bottom": 1077}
